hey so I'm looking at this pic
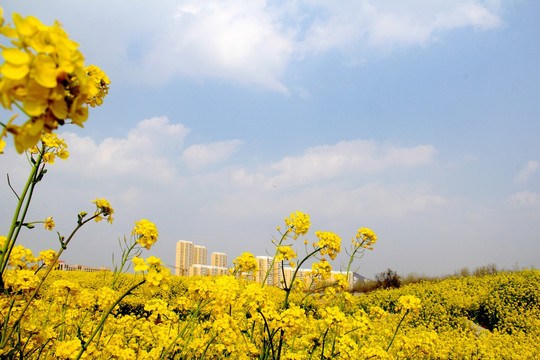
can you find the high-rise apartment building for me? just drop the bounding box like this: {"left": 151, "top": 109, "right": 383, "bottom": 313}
{"left": 255, "top": 256, "right": 282, "bottom": 286}
{"left": 175, "top": 240, "right": 194, "bottom": 276}
{"left": 193, "top": 245, "right": 207, "bottom": 265}
{"left": 210, "top": 252, "right": 227, "bottom": 268}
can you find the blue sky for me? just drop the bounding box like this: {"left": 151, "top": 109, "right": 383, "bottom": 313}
{"left": 1, "top": 0, "right": 539, "bottom": 278}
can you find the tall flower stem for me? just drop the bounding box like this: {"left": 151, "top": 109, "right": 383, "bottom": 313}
{"left": 261, "top": 231, "right": 288, "bottom": 287}
{"left": 386, "top": 310, "right": 409, "bottom": 352}
{"left": 0, "top": 147, "right": 44, "bottom": 282}
{"left": 282, "top": 248, "right": 320, "bottom": 309}
{"left": 111, "top": 239, "right": 139, "bottom": 290}
{"left": 75, "top": 279, "right": 145, "bottom": 360}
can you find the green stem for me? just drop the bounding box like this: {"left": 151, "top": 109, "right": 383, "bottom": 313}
{"left": 319, "top": 328, "right": 330, "bottom": 360}
{"left": 345, "top": 246, "right": 361, "bottom": 279}
{"left": 261, "top": 231, "right": 288, "bottom": 287}
{"left": 75, "top": 279, "right": 145, "bottom": 360}
{"left": 386, "top": 310, "right": 409, "bottom": 352}
{"left": 282, "top": 248, "right": 321, "bottom": 309}
{"left": 111, "top": 240, "right": 138, "bottom": 290}
{"left": 0, "top": 149, "right": 44, "bottom": 279}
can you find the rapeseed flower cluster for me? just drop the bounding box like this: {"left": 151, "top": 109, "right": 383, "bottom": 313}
{"left": 0, "top": 7, "right": 109, "bottom": 153}
{"left": 314, "top": 231, "right": 341, "bottom": 260}
{"left": 38, "top": 133, "right": 69, "bottom": 163}
{"left": 284, "top": 211, "right": 310, "bottom": 239}
{"left": 354, "top": 226, "right": 378, "bottom": 250}
{"left": 276, "top": 245, "right": 297, "bottom": 267}
{"left": 91, "top": 198, "right": 114, "bottom": 224}
{"left": 132, "top": 219, "right": 159, "bottom": 250}
{"left": 233, "top": 252, "right": 259, "bottom": 275}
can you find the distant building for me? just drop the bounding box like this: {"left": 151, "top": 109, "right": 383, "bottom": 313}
{"left": 193, "top": 245, "right": 207, "bottom": 265}
{"left": 255, "top": 256, "right": 282, "bottom": 286}
{"left": 175, "top": 240, "right": 194, "bottom": 276}
{"left": 57, "top": 261, "right": 110, "bottom": 272}
{"left": 190, "top": 264, "right": 228, "bottom": 277}
{"left": 279, "top": 267, "right": 313, "bottom": 288}
{"left": 211, "top": 252, "right": 228, "bottom": 268}
{"left": 276, "top": 268, "right": 367, "bottom": 290}
{"left": 173, "top": 242, "right": 369, "bottom": 287}
{"left": 349, "top": 272, "right": 370, "bottom": 289}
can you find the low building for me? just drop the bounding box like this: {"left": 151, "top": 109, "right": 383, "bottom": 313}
{"left": 189, "top": 264, "right": 228, "bottom": 277}
{"left": 57, "top": 261, "right": 110, "bottom": 272}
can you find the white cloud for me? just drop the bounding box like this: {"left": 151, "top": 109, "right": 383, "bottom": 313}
{"left": 514, "top": 160, "right": 539, "bottom": 184}
{"left": 205, "top": 181, "right": 447, "bottom": 223}
{"left": 182, "top": 140, "right": 243, "bottom": 169}
{"left": 262, "top": 140, "right": 435, "bottom": 188}
{"left": 56, "top": 116, "right": 189, "bottom": 183}
{"left": 151, "top": 0, "right": 503, "bottom": 90}
{"left": 139, "top": 0, "right": 296, "bottom": 92}
{"left": 508, "top": 191, "right": 539, "bottom": 207}
{"left": 299, "top": 0, "right": 502, "bottom": 54}
{"left": 2, "top": 0, "right": 504, "bottom": 92}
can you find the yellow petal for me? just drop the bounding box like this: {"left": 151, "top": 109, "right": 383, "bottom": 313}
{"left": 23, "top": 81, "right": 49, "bottom": 116}
{"left": 57, "top": 150, "right": 69, "bottom": 160}
{"left": 32, "top": 54, "right": 57, "bottom": 88}
{"left": 2, "top": 48, "right": 30, "bottom": 65}
{"left": 0, "top": 27, "right": 18, "bottom": 38}
{"left": 1, "top": 62, "right": 29, "bottom": 80}
{"left": 50, "top": 99, "right": 68, "bottom": 119}
{"left": 70, "top": 103, "right": 88, "bottom": 126}
{"left": 9, "top": 119, "right": 44, "bottom": 154}
{"left": 13, "top": 13, "right": 35, "bottom": 37}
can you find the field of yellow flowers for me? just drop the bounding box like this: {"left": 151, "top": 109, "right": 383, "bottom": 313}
{"left": 1, "top": 7, "right": 539, "bottom": 360}
{"left": 1, "top": 267, "right": 539, "bottom": 359}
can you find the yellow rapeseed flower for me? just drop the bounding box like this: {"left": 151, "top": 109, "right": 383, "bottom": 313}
{"left": 132, "top": 219, "right": 158, "bottom": 250}
{"left": 233, "top": 252, "right": 259, "bottom": 274}
{"left": 132, "top": 256, "right": 149, "bottom": 272}
{"left": 284, "top": 211, "right": 310, "bottom": 239}
{"left": 38, "top": 249, "right": 57, "bottom": 266}
{"left": 92, "top": 198, "right": 114, "bottom": 223}
{"left": 314, "top": 231, "right": 341, "bottom": 260}
{"left": 44, "top": 216, "right": 54, "bottom": 230}
{"left": 146, "top": 256, "right": 162, "bottom": 267}
{"left": 397, "top": 295, "right": 422, "bottom": 312}
{"left": 354, "top": 227, "right": 378, "bottom": 249}
{"left": 0, "top": 10, "right": 110, "bottom": 153}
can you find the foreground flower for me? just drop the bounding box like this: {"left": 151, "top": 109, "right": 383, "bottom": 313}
{"left": 92, "top": 198, "right": 114, "bottom": 224}
{"left": 398, "top": 295, "right": 422, "bottom": 312}
{"left": 233, "top": 252, "right": 259, "bottom": 275}
{"left": 276, "top": 245, "right": 297, "bottom": 267}
{"left": 285, "top": 211, "right": 310, "bottom": 239}
{"left": 146, "top": 266, "right": 171, "bottom": 293}
{"left": 44, "top": 216, "right": 55, "bottom": 231}
{"left": 314, "top": 231, "right": 342, "bottom": 260}
{"left": 38, "top": 249, "right": 57, "bottom": 266}
{"left": 132, "top": 257, "right": 149, "bottom": 272}
{"left": 354, "top": 227, "right": 378, "bottom": 250}
{"left": 132, "top": 219, "right": 158, "bottom": 250}
{"left": 146, "top": 256, "right": 162, "bottom": 267}
{"left": 0, "top": 9, "right": 110, "bottom": 153}
{"left": 311, "top": 258, "right": 332, "bottom": 280}
{"left": 40, "top": 133, "right": 69, "bottom": 163}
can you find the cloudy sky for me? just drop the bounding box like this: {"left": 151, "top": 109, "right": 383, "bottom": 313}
{"left": 1, "top": 0, "right": 539, "bottom": 278}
